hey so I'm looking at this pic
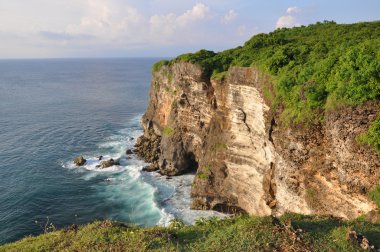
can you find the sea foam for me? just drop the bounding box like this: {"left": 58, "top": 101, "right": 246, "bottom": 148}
{"left": 62, "top": 115, "right": 226, "bottom": 227}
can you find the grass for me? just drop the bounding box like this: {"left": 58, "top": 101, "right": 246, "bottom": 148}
{"left": 168, "top": 72, "right": 173, "bottom": 84}
{"left": 197, "top": 165, "right": 212, "bottom": 180}
{"left": 152, "top": 60, "right": 170, "bottom": 73}
{"left": 163, "top": 127, "right": 174, "bottom": 136}
{"left": 211, "top": 71, "right": 228, "bottom": 81}
{"left": 357, "top": 115, "right": 380, "bottom": 155}
{"left": 214, "top": 143, "right": 227, "bottom": 152}
{"left": 368, "top": 185, "right": 380, "bottom": 208}
{"left": 196, "top": 172, "right": 209, "bottom": 180}
{"left": 305, "top": 188, "right": 318, "bottom": 207}
{"left": 1, "top": 214, "right": 379, "bottom": 251}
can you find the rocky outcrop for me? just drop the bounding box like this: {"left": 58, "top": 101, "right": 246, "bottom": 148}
{"left": 74, "top": 156, "right": 86, "bottom": 166}
{"left": 142, "top": 163, "right": 159, "bottom": 172}
{"left": 97, "top": 159, "right": 120, "bottom": 169}
{"left": 136, "top": 62, "right": 380, "bottom": 219}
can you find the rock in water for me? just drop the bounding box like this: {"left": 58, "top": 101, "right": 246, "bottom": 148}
{"left": 99, "top": 158, "right": 120, "bottom": 168}
{"left": 73, "top": 156, "right": 86, "bottom": 166}
{"left": 142, "top": 163, "right": 159, "bottom": 172}
{"left": 126, "top": 149, "right": 133, "bottom": 155}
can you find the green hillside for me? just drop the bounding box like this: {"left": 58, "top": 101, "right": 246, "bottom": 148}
{"left": 155, "top": 21, "right": 380, "bottom": 153}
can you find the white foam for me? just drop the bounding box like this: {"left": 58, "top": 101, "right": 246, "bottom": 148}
{"left": 142, "top": 172, "right": 228, "bottom": 225}
{"left": 62, "top": 114, "right": 227, "bottom": 227}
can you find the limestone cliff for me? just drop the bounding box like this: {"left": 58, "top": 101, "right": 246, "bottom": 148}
{"left": 136, "top": 62, "right": 380, "bottom": 219}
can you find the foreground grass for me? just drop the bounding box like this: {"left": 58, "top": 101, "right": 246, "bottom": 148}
{"left": 1, "top": 214, "right": 379, "bottom": 252}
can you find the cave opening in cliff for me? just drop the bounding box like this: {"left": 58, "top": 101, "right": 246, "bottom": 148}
{"left": 186, "top": 152, "right": 199, "bottom": 173}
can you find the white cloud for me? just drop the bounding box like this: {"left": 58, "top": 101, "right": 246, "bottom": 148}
{"left": 0, "top": 1, "right": 250, "bottom": 57}
{"left": 65, "top": 0, "right": 145, "bottom": 42}
{"left": 177, "top": 3, "right": 209, "bottom": 26}
{"left": 222, "top": 10, "right": 237, "bottom": 24}
{"left": 276, "top": 7, "right": 301, "bottom": 29}
{"left": 286, "top": 6, "right": 301, "bottom": 14}
{"left": 276, "top": 15, "right": 300, "bottom": 28}
{"left": 149, "top": 14, "right": 177, "bottom": 37}
{"left": 149, "top": 3, "right": 210, "bottom": 43}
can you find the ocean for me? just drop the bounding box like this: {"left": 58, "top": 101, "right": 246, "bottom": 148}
{"left": 0, "top": 58, "right": 223, "bottom": 244}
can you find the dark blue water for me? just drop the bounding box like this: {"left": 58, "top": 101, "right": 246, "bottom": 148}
{"left": 0, "top": 58, "right": 170, "bottom": 244}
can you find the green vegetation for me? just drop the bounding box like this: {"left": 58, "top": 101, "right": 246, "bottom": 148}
{"left": 211, "top": 71, "right": 228, "bottom": 81}
{"left": 164, "top": 84, "right": 176, "bottom": 96}
{"left": 214, "top": 143, "right": 227, "bottom": 151}
{"left": 163, "top": 127, "right": 174, "bottom": 136}
{"left": 368, "top": 185, "right": 380, "bottom": 208}
{"left": 173, "top": 21, "right": 380, "bottom": 122}
{"left": 2, "top": 214, "right": 379, "bottom": 251}
{"left": 196, "top": 165, "right": 212, "bottom": 180}
{"left": 168, "top": 218, "right": 185, "bottom": 229}
{"left": 168, "top": 72, "right": 173, "bottom": 84}
{"left": 358, "top": 115, "right": 380, "bottom": 155}
{"left": 196, "top": 172, "right": 209, "bottom": 180}
{"left": 152, "top": 59, "right": 170, "bottom": 73}
{"left": 305, "top": 188, "right": 318, "bottom": 208}
{"left": 164, "top": 86, "right": 170, "bottom": 93}
{"left": 168, "top": 20, "right": 380, "bottom": 151}
{"left": 154, "top": 81, "right": 160, "bottom": 91}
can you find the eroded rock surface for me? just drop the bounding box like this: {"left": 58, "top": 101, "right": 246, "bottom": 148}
{"left": 136, "top": 62, "right": 379, "bottom": 219}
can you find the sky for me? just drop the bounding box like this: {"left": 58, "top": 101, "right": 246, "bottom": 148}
{"left": 0, "top": 0, "right": 379, "bottom": 58}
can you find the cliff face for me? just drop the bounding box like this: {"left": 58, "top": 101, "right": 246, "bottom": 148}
{"left": 136, "top": 62, "right": 380, "bottom": 219}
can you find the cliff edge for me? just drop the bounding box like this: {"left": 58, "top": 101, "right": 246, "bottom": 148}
{"left": 136, "top": 21, "right": 380, "bottom": 219}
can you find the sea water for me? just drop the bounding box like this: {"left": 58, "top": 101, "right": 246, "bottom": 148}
{"left": 0, "top": 58, "right": 224, "bottom": 244}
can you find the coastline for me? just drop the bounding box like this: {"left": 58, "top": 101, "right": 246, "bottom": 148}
{"left": 142, "top": 171, "right": 227, "bottom": 225}
{"left": 64, "top": 114, "right": 226, "bottom": 227}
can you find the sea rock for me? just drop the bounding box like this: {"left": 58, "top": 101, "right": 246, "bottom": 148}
{"left": 142, "top": 163, "right": 159, "bottom": 172}
{"left": 134, "top": 128, "right": 161, "bottom": 165}
{"left": 97, "top": 155, "right": 103, "bottom": 161}
{"left": 126, "top": 149, "right": 133, "bottom": 155}
{"left": 73, "top": 156, "right": 86, "bottom": 166}
{"left": 99, "top": 158, "right": 120, "bottom": 168}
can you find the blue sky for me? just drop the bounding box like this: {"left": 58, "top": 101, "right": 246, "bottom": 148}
{"left": 0, "top": 0, "right": 379, "bottom": 58}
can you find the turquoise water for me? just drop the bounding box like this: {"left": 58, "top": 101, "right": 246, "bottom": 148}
{"left": 0, "top": 58, "right": 172, "bottom": 244}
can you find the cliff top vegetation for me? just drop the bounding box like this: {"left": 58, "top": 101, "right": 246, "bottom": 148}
{"left": 153, "top": 20, "right": 380, "bottom": 154}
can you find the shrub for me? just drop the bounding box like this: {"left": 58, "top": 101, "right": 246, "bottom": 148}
{"left": 168, "top": 218, "right": 185, "bottom": 229}
{"left": 368, "top": 185, "right": 380, "bottom": 208}
{"left": 163, "top": 127, "right": 173, "bottom": 136}
{"left": 214, "top": 143, "right": 227, "bottom": 152}
{"left": 211, "top": 71, "right": 228, "bottom": 81}
{"left": 152, "top": 60, "right": 170, "bottom": 73}
{"left": 357, "top": 115, "right": 380, "bottom": 155}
